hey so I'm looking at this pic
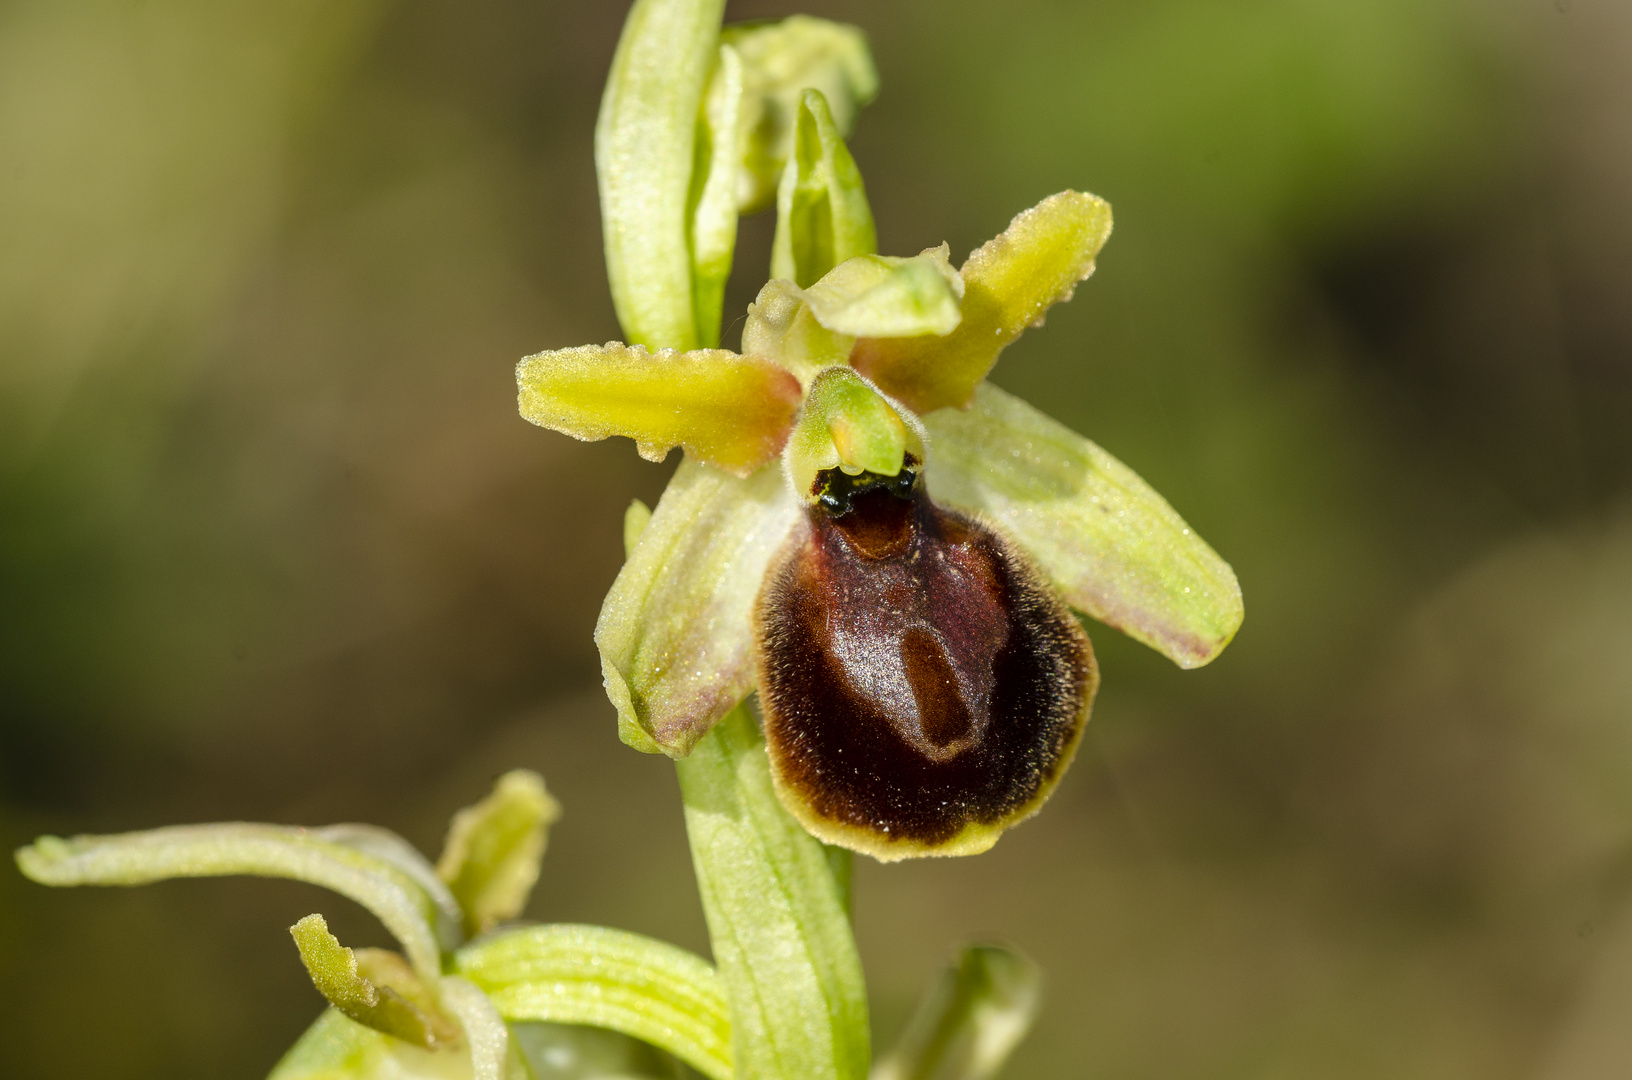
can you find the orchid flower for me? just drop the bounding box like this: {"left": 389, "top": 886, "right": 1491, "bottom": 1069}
{"left": 520, "top": 12, "right": 1242, "bottom": 861}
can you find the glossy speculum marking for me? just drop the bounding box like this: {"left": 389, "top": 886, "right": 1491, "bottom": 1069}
{"left": 756, "top": 465, "right": 1098, "bottom": 860}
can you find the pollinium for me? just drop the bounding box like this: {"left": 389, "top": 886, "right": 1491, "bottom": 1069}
{"left": 756, "top": 459, "right": 1098, "bottom": 860}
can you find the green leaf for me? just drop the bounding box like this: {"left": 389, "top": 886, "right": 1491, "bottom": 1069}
{"left": 290, "top": 914, "right": 457, "bottom": 1049}
{"left": 924, "top": 383, "right": 1243, "bottom": 668}
{"left": 723, "top": 16, "right": 878, "bottom": 214}
{"left": 595, "top": 456, "right": 798, "bottom": 756}
{"left": 15, "top": 822, "right": 451, "bottom": 980}
{"left": 597, "top": 0, "right": 728, "bottom": 350}
{"left": 689, "top": 43, "right": 744, "bottom": 348}
{"left": 852, "top": 191, "right": 1112, "bottom": 414}
{"left": 455, "top": 923, "right": 732, "bottom": 1080}
{"left": 800, "top": 248, "right": 963, "bottom": 339}
{"left": 770, "top": 89, "right": 876, "bottom": 289}
{"left": 517, "top": 343, "right": 802, "bottom": 478}
{"left": 676, "top": 705, "right": 870, "bottom": 1080}
{"left": 871, "top": 945, "right": 1041, "bottom": 1080}
{"left": 436, "top": 770, "right": 561, "bottom": 938}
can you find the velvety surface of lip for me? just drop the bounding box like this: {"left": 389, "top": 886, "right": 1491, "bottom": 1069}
{"left": 756, "top": 474, "right": 1097, "bottom": 859}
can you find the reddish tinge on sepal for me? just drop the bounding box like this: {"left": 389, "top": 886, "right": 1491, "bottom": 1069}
{"left": 755, "top": 464, "right": 1097, "bottom": 860}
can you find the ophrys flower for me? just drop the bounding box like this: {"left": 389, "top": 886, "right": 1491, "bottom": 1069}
{"left": 518, "top": 188, "right": 1243, "bottom": 860}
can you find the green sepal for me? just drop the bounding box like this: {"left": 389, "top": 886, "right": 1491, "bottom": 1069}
{"left": 597, "top": 0, "right": 728, "bottom": 349}
{"left": 871, "top": 944, "right": 1042, "bottom": 1080}
{"left": 15, "top": 822, "right": 453, "bottom": 981}
{"left": 290, "top": 914, "right": 459, "bottom": 1049}
{"left": 853, "top": 191, "right": 1112, "bottom": 414}
{"left": 770, "top": 89, "right": 876, "bottom": 289}
{"left": 924, "top": 383, "right": 1242, "bottom": 668}
{"left": 783, "top": 366, "right": 926, "bottom": 505}
{"left": 455, "top": 923, "right": 732, "bottom": 1080}
{"left": 517, "top": 343, "right": 802, "bottom": 478}
{"left": 595, "top": 457, "right": 798, "bottom": 756}
{"left": 723, "top": 16, "right": 878, "bottom": 214}
{"left": 676, "top": 705, "right": 870, "bottom": 1080}
{"left": 436, "top": 770, "right": 561, "bottom": 938}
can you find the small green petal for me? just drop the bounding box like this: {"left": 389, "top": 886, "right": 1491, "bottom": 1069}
{"left": 597, "top": 0, "right": 727, "bottom": 349}
{"left": 871, "top": 944, "right": 1042, "bottom": 1080}
{"left": 741, "top": 278, "right": 857, "bottom": 384}
{"left": 924, "top": 383, "right": 1242, "bottom": 668}
{"left": 456, "top": 924, "right": 732, "bottom": 1080}
{"left": 689, "top": 43, "right": 744, "bottom": 348}
{"left": 435, "top": 770, "right": 561, "bottom": 938}
{"left": 853, "top": 191, "right": 1113, "bottom": 414}
{"left": 676, "top": 705, "right": 870, "bottom": 1080}
{"left": 722, "top": 15, "right": 878, "bottom": 214}
{"left": 290, "top": 914, "right": 457, "bottom": 1049}
{"left": 596, "top": 456, "right": 798, "bottom": 756}
{"left": 771, "top": 89, "right": 876, "bottom": 288}
{"left": 783, "top": 367, "right": 927, "bottom": 505}
{"left": 517, "top": 343, "right": 801, "bottom": 478}
{"left": 14, "top": 822, "right": 450, "bottom": 980}
{"left": 801, "top": 247, "right": 963, "bottom": 339}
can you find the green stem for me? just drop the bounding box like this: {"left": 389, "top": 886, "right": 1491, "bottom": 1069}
{"left": 676, "top": 704, "right": 870, "bottom": 1080}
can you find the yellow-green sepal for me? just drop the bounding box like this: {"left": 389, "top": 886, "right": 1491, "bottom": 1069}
{"left": 517, "top": 343, "right": 801, "bottom": 477}
{"left": 925, "top": 383, "right": 1242, "bottom": 668}
{"left": 853, "top": 191, "right": 1112, "bottom": 414}
{"left": 595, "top": 456, "right": 799, "bottom": 756}
{"left": 723, "top": 16, "right": 878, "bottom": 214}
{"left": 770, "top": 89, "right": 876, "bottom": 288}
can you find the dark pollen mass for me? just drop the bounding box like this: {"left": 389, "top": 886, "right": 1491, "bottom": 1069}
{"left": 755, "top": 466, "right": 1096, "bottom": 855}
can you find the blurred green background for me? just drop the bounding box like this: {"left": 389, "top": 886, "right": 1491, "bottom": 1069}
{"left": 4, "top": 0, "right": 1632, "bottom": 1076}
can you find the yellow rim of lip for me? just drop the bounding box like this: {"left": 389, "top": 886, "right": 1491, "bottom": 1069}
{"left": 760, "top": 627, "right": 1099, "bottom": 863}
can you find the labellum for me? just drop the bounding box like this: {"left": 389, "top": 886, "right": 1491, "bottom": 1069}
{"left": 756, "top": 459, "right": 1098, "bottom": 860}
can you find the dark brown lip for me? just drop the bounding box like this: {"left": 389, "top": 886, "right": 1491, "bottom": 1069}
{"left": 755, "top": 483, "right": 1096, "bottom": 854}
